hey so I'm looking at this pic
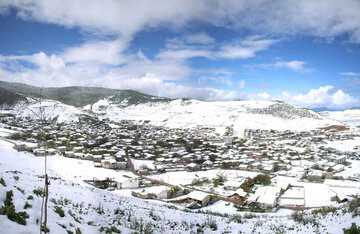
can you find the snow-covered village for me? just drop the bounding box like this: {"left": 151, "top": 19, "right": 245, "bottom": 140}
{"left": 2, "top": 1, "right": 360, "bottom": 233}
{"left": 1, "top": 94, "right": 360, "bottom": 233}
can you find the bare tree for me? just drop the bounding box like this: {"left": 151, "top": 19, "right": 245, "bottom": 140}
{"left": 24, "top": 88, "right": 54, "bottom": 234}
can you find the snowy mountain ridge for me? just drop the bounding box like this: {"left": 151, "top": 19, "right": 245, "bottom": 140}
{"left": 0, "top": 80, "right": 351, "bottom": 134}
{"left": 320, "top": 109, "right": 360, "bottom": 128}
{"left": 87, "top": 98, "right": 341, "bottom": 135}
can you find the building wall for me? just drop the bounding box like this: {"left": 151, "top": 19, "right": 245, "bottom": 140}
{"left": 122, "top": 178, "right": 139, "bottom": 189}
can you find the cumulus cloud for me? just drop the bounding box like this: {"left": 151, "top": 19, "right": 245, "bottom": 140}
{"left": 285, "top": 86, "right": 358, "bottom": 108}
{"left": 0, "top": 50, "right": 231, "bottom": 94}
{"left": 1, "top": 0, "right": 360, "bottom": 108}
{"left": 257, "top": 92, "right": 270, "bottom": 99}
{"left": 1, "top": 52, "right": 359, "bottom": 108}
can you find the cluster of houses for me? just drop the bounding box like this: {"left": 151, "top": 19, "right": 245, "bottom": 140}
{"left": 1, "top": 112, "right": 360, "bottom": 211}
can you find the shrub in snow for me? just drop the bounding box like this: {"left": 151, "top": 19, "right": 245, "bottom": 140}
{"left": 291, "top": 211, "right": 318, "bottom": 227}
{"left": 54, "top": 206, "right": 65, "bottom": 217}
{"left": 311, "top": 207, "right": 338, "bottom": 217}
{"left": 343, "top": 223, "right": 360, "bottom": 234}
{"left": 0, "top": 177, "right": 6, "bottom": 187}
{"left": 348, "top": 197, "right": 360, "bottom": 214}
{"left": 0, "top": 190, "right": 29, "bottom": 225}
{"left": 23, "top": 202, "right": 32, "bottom": 209}
{"left": 204, "top": 216, "right": 218, "bottom": 231}
{"left": 33, "top": 188, "right": 44, "bottom": 197}
{"left": 105, "top": 226, "right": 121, "bottom": 233}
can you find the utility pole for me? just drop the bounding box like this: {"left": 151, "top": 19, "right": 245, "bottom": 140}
{"left": 33, "top": 88, "right": 49, "bottom": 234}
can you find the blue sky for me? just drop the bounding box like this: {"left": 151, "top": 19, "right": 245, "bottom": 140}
{"left": 0, "top": 1, "right": 360, "bottom": 108}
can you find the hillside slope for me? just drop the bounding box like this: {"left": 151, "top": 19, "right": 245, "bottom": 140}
{"left": 88, "top": 98, "right": 340, "bottom": 135}
{"left": 0, "top": 81, "right": 342, "bottom": 132}
{"left": 0, "top": 81, "right": 170, "bottom": 107}
{"left": 1, "top": 140, "right": 359, "bottom": 234}
{"left": 320, "top": 109, "right": 360, "bottom": 127}
{"left": 9, "top": 99, "right": 84, "bottom": 123}
{"left": 0, "top": 88, "right": 27, "bottom": 107}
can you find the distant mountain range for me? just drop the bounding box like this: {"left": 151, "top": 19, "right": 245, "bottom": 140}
{"left": 311, "top": 107, "right": 347, "bottom": 112}
{"left": 0, "top": 87, "right": 27, "bottom": 106}
{"left": 0, "top": 81, "right": 170, "bottom": 107}
{"left": 0, "top": 81, "right": 354, "bottom": 132}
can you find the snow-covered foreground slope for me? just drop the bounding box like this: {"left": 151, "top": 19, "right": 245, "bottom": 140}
{"left": 87, "top": 99, "right": 340, "bottom": 135}
{"left": 321, "top": 109, "right": 360, "bottom": 127}
{"left": 1, "top": 141, "right": 359, "bottom": 233}
{"left": 11, "top": 99, "right": 83, "bottom": 123}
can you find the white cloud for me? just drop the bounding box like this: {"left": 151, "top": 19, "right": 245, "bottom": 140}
{"left": 1, "top": 1, "right": 360, "bottom": 107}
{"left": 185, "top": 32, "right": 215, "bottom": 44}
{"left": 292, "top": 86, "right": 334, "bottom": 105}
{"left": 1, "top": 52, "right": 359, "bottom": 108}
{"left": 339, "top": 72, "right": 360, "bottom": 76}
{"left": 238, "top": 80, "right": 245, "bottom": 89}
{"left": 61, "top": 38, "right": 129, "bottom": 65}
{"left": 217, "top": 37, "right": 278, "bottom": 59}
{"left": 197, "top": 76, "right": 234, "bottom": 87}
{"left": 251, "top": 60, "right": 314, "bottom": 73}
{"left": 273, "top": 61, "right": 314, "bottom": 73}
{"left": 2, "top": 0, "right": 360, "bottom": 43}
{"left": 285, "top": 86, "right": 358, "bottom": 108}
{"left": 258, "top": 92, "right": 270, "bottom": 99}
{"left": 332, "top": 89, "right": 355, "bottom": 105}
{"left": 344, "top": 77, "right": 360, "bottom": 87}
{"left": 156, "top": 49, "right": 211, "bottom": 60}
{"left": 0, "top": 0, "right": 204, "bottom": 38}
{"left": 158, "top": 35, "right": 278, "bottom": 61}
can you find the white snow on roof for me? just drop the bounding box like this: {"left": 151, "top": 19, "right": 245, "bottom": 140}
{"left": 256, "top": 186, "right": 280, "bottom": 205}
{"left": 278, "top": 198, "right": 304, "bottom": 206}
{"left": 130, "top": 158, "right": 155, "bottom": 170}
{"left": 234, "top": 188, "right": 247, "bottom": 197}
{"left": 187, "top": 191, "right": 210, "bottom": 201}
{"left": 280, "top": 186, "right": 304, "bottom": 199}
{"left": 324, "top": 179, "right": 360, "bottom": 188}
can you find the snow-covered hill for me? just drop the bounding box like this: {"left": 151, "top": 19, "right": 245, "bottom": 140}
{"left": 11, "top": 98, "right": 83, "bottom": 123}
{"left": 0, "top": 81, "right": 346, "bottom": 133}
{"left": 86, "top": 98, "right": 340, "bottom": 135}
{"left": 320, "top": 109, "right": 360, "bottom": 128}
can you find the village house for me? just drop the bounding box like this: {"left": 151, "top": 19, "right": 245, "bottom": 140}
{"left": 247, "top": 186, "right": 281, "bottom": 210}
{"left": 117, "top": 176, "right": 140, "bottom": 189}
{"left": 186, "top": 191, "right": 211, "bottom": 208}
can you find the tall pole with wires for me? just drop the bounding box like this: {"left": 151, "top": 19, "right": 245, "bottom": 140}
{"left": 36, "top": 88, "right": 49, "bottom": 234}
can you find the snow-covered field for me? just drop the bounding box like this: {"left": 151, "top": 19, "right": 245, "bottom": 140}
{"left": 149, "top": 169, "right": 259, "bottom": 186}
{"left": 321, "top": 109, "right": 360, "bottom": 127}
{"left": 86, "top": 99, "right": 340, "bottom": 135}
{"left": 325, "top": 137, "right": 360, "bottom": 152}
